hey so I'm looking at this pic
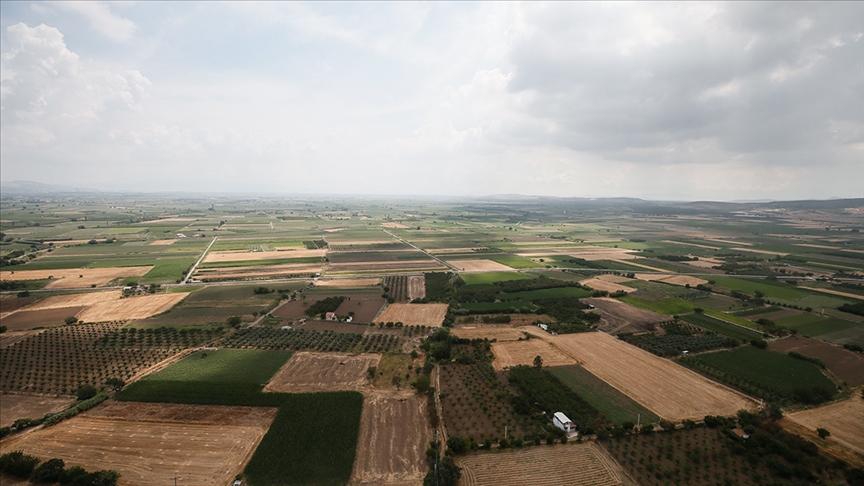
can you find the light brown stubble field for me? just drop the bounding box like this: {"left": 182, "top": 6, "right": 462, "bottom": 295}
{"left": 786, "top": 397, "right": 864, "bottom": 456}
{"left": 0, "top": 394, "right": 76, "bottom": 427}
{"left": 203, "top": 249, "right": 326, "bottom": 263}
{"left": 491, "top": 339, "right": 580, "bottom": 370}
{"left": 76, "top": 292, "right": 189, "bottom": 322}
{"left": 445, "top": 259, "right": 514, "bottom": 271}
{"left": 20, "top": 291, "right": 122, "bottom": 311}
{"left": 0, "top": 267, "right": 152, "bottom": 289}
{"left": 263, "top": 352, "right": 381, "bottom": 392}
{"left": 375, "top": 303, "right": 449, "bottom": 327}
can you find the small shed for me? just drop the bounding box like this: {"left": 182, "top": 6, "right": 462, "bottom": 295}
{"left": 552, "top": 412, "right": 576, "bottom": 433}
{"left": 732, "top": 428, "right": 750, "bottom": 439}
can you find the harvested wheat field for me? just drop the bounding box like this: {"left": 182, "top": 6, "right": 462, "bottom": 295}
{"left": 77, "top": 293, "right": 189, "bottom": 322}
{"left": 786, "top": 398, "right": 864, "bottom": 456}
{"left": 315, "top": 278, "right": 381, "bottom": 288}
{"left": 0, "top": 394, "right": 76, "bottom": 427}
{"left": 584, "top": 298, "right": 668, "bottom": 334}
{"left": 0, "top": 307, "right": 86, "bottom": 331}
{"left": 0, "top": 267, "right": 152, "bottom": 289}
{"left": 148, "top": 239, "right": 178, "bottom": 245}
{"left": 350, "top": 391, "right": 431, "bottom": 486}
{"left": 659, "top": 275, "right": 708, "bottom": 287}
{"left": 203, "top": 249, "right": 326, "bottom": 263}
{"left": 0, "top": 403, "right": 276, "bottom": 486}
{"left": 375, "top": 303, "right": 449, "bottom": 327}
{"left": 264, "top": 352, "right": 381, "bottom": 392}
{"left": 806, "top": 287, "right": 864, "bottom": 301}
{"left": 491, "top": 339, "right": 580, "bottom": 370}
{"left": 195, "top": 264, "right": 324, "bottom": 280}
{"left": 22, "top": 290, "right": 122, "bottom": 311}
{"left": 407, "top": 275, "right": 425, "bottom": 300}
{"left": 446, "top": 259, "right": 514, "bottom": 272}
{"left": 452, "top": 327, "right": 527, "bottom": 342}
{"left": 543, "top": 332, "right": 756, "bottom": 421}
{"left": 381, "top": 222, "right": 409, "bottom": 229}
{"left": 580, "top": 278, "right": 636, "bottom": 294}
{"left": 458, "top": 443, "right": 624, "bottom": 486}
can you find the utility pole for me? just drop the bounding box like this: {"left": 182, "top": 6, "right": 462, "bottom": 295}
{"left": 171, "top": 477, "right": 179, "bottom": 486}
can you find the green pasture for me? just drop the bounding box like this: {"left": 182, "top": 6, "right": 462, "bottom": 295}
{"left": 460, "top": 272, "right": 532, "bottom": 285}
{"left": 774, "top": 313, "right": 860, "bottom": 337}
{"left": 142, "top": 349, "right": 292, "bottom": 384}
{"left": 679, "top": 313, "right": 762, "bottom": 342}
{"left": 702, "top": 309, "right": 760, "bottom": 329}
{"left": 618, "top": 296, "right": 696, "bottom": 315}
{"left": 548, "top": 365, "right": 660, "bottom": 425}
{"left": 710, "top": 276, "right": 808, "bottom": 301}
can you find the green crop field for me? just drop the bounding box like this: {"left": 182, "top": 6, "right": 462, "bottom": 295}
{"left": 487, "top": 254, "right": 543, "bottom": 269}
{"left": 710, "top": 276, "right": 808, "bottom": 301}
{"left": 775, "top": 313, "right": 860, "bottom": 337}
{"left": 686, "top": 346, "right": 836, "bottom": 403}
{"left": 618, "top": 296, "right": 696, "bottom": 315}
{"left": 141, "top": 349, "right": 293, "bottom": 384}
{"left": 548, "top": 365, "right": 659, "bottom": 425}
{"left": 460, "top": 272, "right": 532, "bottom": 285}
{"left": 198, "top": 256, "right": 324, "bottom": 268}
{"left": 735, "top": 306, "right": 783, "bottom": 317}
{"left": 702, "top": 309, "right": 760, "bottom": 329}
{"left": 680, "top": 313, "right": 762, "bottom": 342}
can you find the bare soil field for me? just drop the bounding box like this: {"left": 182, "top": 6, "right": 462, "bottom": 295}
{"left": 768, "top": 336, "right": 864, "bottom": 385}
{"left": 194, "top": 263, "right": 324, "bottom": 280}
{"left": 491, "top": 339, "right": 580, "bottom": 370}
{"left": 517, "top": 247, "right": 636, "bottom": 261}
{"left": 203, "top": 248, "right": 326, "bottom": 263}
{"left": 446, "top": 259, "right": 514, "bottom": 271}
{"left": 542, "top": 332, "right": 757, "bottom": 421}
{"left": 786, "top": 398, "right": 864, "bottom": 456}
{"left": 381, "top": 222, "right": 409, "bottom": 229}
{"left": 0, "top": 330, "right": 43, "bottom": 348}
{"left": 85, "top": 401, "right": 277, "bottom": 426}
{"left": 0, "top": 405, "right": 275, "bottom": 486}
{"left": 0, "top": 295, "right": 38, "bottom": 314}
{"left": 22, "top": 290, "right": 122, "bottom": 311}
{"left": 375, "top": 303, "right": 449, "bottom": 327}
{"left": 0, "top": 306, "right": 86, "bottom": 330}
{"left": 334, "top": 298, "right": 386, "bottom": 322}
{"left": 407, "top": 275, "right": 425, "bottom": 300}
{"left": 452, "top": 326, "right": 527, "bottom": 342}
{"left": 614, "top": 260, "right": 668, "bottom": 272}
{"left": 0, "top": 394, "right": 76, "bottom": 427}
{"left": 272, "top": 300, "right": 311, "bottom": 318}
{"left": 148, "top": 239, "right": 178, "bottom": 245}
{"left": 350, "top": 391, "right": 431, "bottom": 486}
{"left": 580, "top": 278, "right": 637, "bottom": 294}
{"left": 263, "top": 352, "right": 381, "bottom": 392}
{"left": 0, "top": 267, "right": 152, "bottom": 289}
{"left": 458, "top": 443, "right": 624, "bottom": 486}
{"left": 584, "top": 298, "right": 668, "bottom": 334}
{"left": 77, "top": 293, "right": 189, "bottom": 322}
{"left": 315, "top": 278, "right": 381, "bottom": 288}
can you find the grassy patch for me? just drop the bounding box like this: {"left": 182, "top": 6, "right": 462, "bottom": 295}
{"left": 618, "top": 296, "right": 695, "bottom": 315}
{"left": 702, "top": 309, "right": 761, "bottom": 329}
{"left": 710, "top": 276, "right": 808, "bottom": 301}
{"left": 774, "top": 313, "right": 860, "bottom": 337}
{"left": 460, "top": 272, "right": 532, "bottom": 285}
{"left": 680, "top": 313, "right": 763, "bottom": 342}
{"left": 371, "top": 352, "right": 422, "bottom": 389}
{"left": 141, "top": 349, "right": 292, "bottom": 384}
{"left": 548, "top": 365, "right": 659, "bottom": 425}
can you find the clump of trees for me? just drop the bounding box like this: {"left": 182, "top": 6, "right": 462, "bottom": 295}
{"left": 0, "top": 451, "right": 120, "bottom": 485}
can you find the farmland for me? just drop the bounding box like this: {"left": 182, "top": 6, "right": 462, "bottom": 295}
{"left": 142, "top": 349, "right": 293, "bottom": 384}
{"left": 491, "top": 339, "right": 580, "bottom": 370}
{"left": 768, "top": 336, "right": 864, "bottom": 385}
{"left": 549, "top": 365, "right": 660, "bottom": 425}
{"left": 0, "top": 394, "right": 76, "bottom": 427}
{"left": 263, "top": 352, "right": 380, "bottom": 392}
{"left": 375, "top": 303, "right": 448, "bottom": 327}
{"left": 785, "top": 397, "right": 864, "bottom": 456}
{"left": 458, "top": 444, "right": 624, "bottom": 486}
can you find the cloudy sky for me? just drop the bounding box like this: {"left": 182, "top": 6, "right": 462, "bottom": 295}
{"left": 1, "top": 2, "right": 862, "bottom": 200}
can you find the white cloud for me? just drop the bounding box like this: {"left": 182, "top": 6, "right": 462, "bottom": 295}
{"left": 52, "top": 1, "right": 137, "bottom": 42}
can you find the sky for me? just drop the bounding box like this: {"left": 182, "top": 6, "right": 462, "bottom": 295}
{"left": 1, "top": 1, "right": 862, "bottom": 201}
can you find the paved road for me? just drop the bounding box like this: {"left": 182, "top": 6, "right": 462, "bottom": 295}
{"left": 182, "top": 236, "right": 218, "bottom": 284}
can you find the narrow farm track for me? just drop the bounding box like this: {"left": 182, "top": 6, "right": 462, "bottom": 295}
{"left": 183, "top": 235, "right": 217, "bottom": 283}
{"left": 382, "top": 229, "right": 459, "bottom": 271}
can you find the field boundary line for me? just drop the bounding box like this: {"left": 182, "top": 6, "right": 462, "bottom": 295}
{"left": 382, "top": 229, "right": 459, "bottom": 271}
{"left": 183, "top": 236, "right": 218, "bottom": 284}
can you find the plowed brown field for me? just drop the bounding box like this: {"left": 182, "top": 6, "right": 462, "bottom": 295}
{"left": 538, "top": 332, "right": 757, "bottom": 421}
{"left": 0, "top": 306, "right": 86, "bottom": 330}
{"left": 0, "top": 267, "right": 152, "bottom": 289}
{"left": 375, "top": 303, "right": 448, "bottom": 327}
{"left": 458, "top": 443, "right": 623, "bottom": 486}
{"left": 350, "top": 391, "right": 431, "bottom": 486}
{"left": 0, "top": 394, "right": 76, "bottom": 427}
{"left": 491, "top": 339, "right": 580, "bottom": 370}
{"left": 786, "top": 398, "right": 864, "bottom": 456}
{"left": 264, "top": 352, "right": 381, "bottom": 392}
{"left": 583, "top": 298, "right": 668, "bottom": 334}
{"left": 0, "top": 403, "right": 276, "bottom": 486}
{"left": 77, "top": 293, "right": 189, "bottom": 322}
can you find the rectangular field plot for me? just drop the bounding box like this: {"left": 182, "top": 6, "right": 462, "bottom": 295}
{"left": 786, "top": 397, "right": 864, "bottom": 455}
{"left": 491, "top": 339, "right": 580, "bottom": 370}
{"left": 768, "top": 336, "right": 864, "bottom": 386}
{"left": 458, "top": 444, "right": 623, "bottom": 486}
{"left": 350, "top": 391, "right": 432, "bottom": 485}
{"left": 0, "top": 404, "right": 276, "bottom": 486}
{"left": 446, "top": 259, "right": 515, "bottom": 271}
{"left": 263, "top": 352, "right": 381, "bottom": 392}
{"left": 77, "top": 292, "right": 189, "bottom": 322}
{"left": 545, "top": 332, "right": 756, "bottom": 421}
{"left": 680, "top": 313, "right": 763, "bottom": 342}
{"left": 143, "top": 349, "right": 293, "bottom": 385}
{"left": 334, "top": 297, "right": 386, "bottom": 322}
{"left": 548, "top": 365, "right": 660, "bottom": 425}
{"left": 0, "top": 306, "right": 86, "bottom": 330}
{"left": 20, "top": 290, "right": 122, "bottom": 311}
{"left": 452, "top": 326, "right": 528, "bottom": 342}
{"left": 0, "top": 267, "right": 152, "bottom": 289}
{"left": 0, "top": 394, "right": 76, "bottom": 427}
{"left": 460, "top": 272, "right": 532, "bottom": 285}
{"left": 375, "top": 303, "right": 448, "bottom": 327}
{"left": 584, "top": 297, "right": 668, "bottom": 334}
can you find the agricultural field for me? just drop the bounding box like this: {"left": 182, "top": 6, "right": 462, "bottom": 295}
{"left": 539, "top": 332, "right": 756, "bottom": 421}
{"left": 0, "top": 394, "right": 76, "bottom": 427}
{"left": 334, "top": 297, "right": 386, "bottom": 322}
{"left": 0, "top": 266, "right": 152, "bottom": 289}
{"left": 0, "top": 306, "right": 87, "bottom": 330}
{"left": 584, "top": 297, "right": 669, "bottom": 334}
{"left": 679, "top": 313, "right": 763, "bottom": 342}
{"left": 263, "top": 352, "right": 381, "bottom": 392}
{"left": 548, "top": 365, "right": 660, "bottom": 425}
{"left": 452, "top": 326, "right": 528, "bottom": 342}
{"left": 77, "top": 292, "right": 189, "bottom": 322}
{"left": 142, "top": 349, "right": 293, "bottom": 385}
{"left": 491, "top": 339, "right": 580, "bottom": 370}
{"left": 350, "top": 391, "right": 431, "bottom": 485}
{"left": 0, "top": 402, "right": 277, "bottom": 486}
{"left": 14, "top": 290, "right": 122, "bottom": 311}
{"left": 383, "top": 274, "right": 425, "bottom": 302}
{"left": 785, "top": 397, "right": 864, "bottom": 456}
{"left": 458, "top": 444, "right": 626, "bottom": 486}
{"left": 375, "top": 303, "right": 448, "bottom": 327}
{"left": 768, "top": 336, "right": 864, "bottom": 385}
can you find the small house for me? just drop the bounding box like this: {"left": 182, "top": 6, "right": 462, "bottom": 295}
{"left": 325, "top": 312, "right": 337, "bottom": 321}
{"left": 538, "top": 323, "right": 549, "bottom": 331}
{"left": 732, "top": 428, "right": 750, "bottom": 439}
{"left": 552, "top": 412, "right": 576, "bottom": 433}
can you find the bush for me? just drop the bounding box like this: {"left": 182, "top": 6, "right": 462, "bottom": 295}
{"left": 76, "top": 385, "right": 98, "bottom": 401}
{"left": 30, "top": 458, "right": 65, "bottom": 483}
{"left": 0, "top": 450, "right": 41, "bottom": 478}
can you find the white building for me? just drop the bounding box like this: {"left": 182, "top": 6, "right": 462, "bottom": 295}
{"left": 552, "top": 412, "right": 576, "bottom": 433}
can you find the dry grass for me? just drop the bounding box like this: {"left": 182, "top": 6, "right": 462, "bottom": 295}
{"left": 148, "top": 239, "right": 178, "bottom": 245}
{"left": 407, "top": 276, "right": 425, "bottom": 300}
{"left": 22, "top": 291, "right": 122, "bottom": 311}
{"left": 0, "top": 394, "right": 76, "bottom": 427}
{"left": 315, "top": 278, "right": 381, "bottom": 288}
{"left": 263, "top": 352, "right": 381, "bottom": 393}
{"left": 381, "top": 222, "right": 409, "bottom": 229}
{"left": 446, "top": 259, "right": 514, "bottom": 272}
{"left": 375, "top": 303, "right": 449, "bottom": 327}
{"left": 657, "top": 275, "right": 709, "bottom": 287}
{"left": 0, "top": 267, "right": 152, "bottom": 289}
{"left": 491, "top": 339, "right": 580, "bottom": 370}
{"left": 194, "top": 264, "right": 323, "bottom": 280}
{"left": 452, "top": 327, "right": 527, "bottom": 342}
{"left": 538, "top": 332, "right": 757, "bottom": 421}
{"left": 204, "top": 249, "right": 326, "bottom": 263}
{"left": 77, "top": 293, "right": 189, "bottom": 322}
{"left": 786, "top": 397, "right": 864, "bottom": 456}
{"left": 580, "top": 278, "right": 637, "bottom": 293}
{"left": 804, "top": 287, "right": 864, "bottom": 301}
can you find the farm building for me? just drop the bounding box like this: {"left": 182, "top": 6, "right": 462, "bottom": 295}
{"left": 325, "top": 312, "right": 337, "bottom": 321}
{"left": 552, "top": 412, "right": 576, "bottom": 433}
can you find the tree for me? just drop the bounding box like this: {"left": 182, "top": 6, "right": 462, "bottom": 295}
{"left": 0, "top": 450, "right": 40, "bottom": 478}
{"left": 105, "top": 378, "right": 125, "bottom": 391}
{"left": 64, "top": 316, "right": 78, "bottom": 325}
{"left": 226, "top": 316, "right": 243, "bottom": 328}
{"left": 30, "top": 458, "right": 65, "bottom": 483}
{"left": 412, "top": 374, "right": 431, "bottom": 393}
{"left": 533, "top": 355, "right": 543, "bottom": 368}
{"left": 76, "top": 385, "right": 97, "bottom": 401}
{"left": 817, "top": 428, "right": 831, "bottom": 439}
